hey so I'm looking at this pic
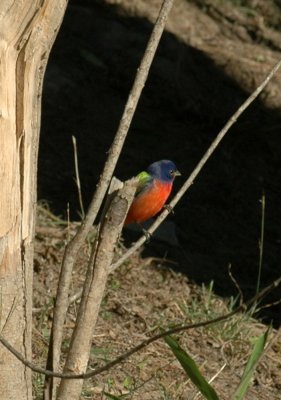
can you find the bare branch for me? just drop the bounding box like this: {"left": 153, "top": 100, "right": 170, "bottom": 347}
{"left": 56, "top": 178, "right": 137, "bottom": 400}
{"left": 46, "top": 0, "right": 175, "bottom": 395}
{"left": 111, "top": 57, "right": 281, "bottom": 272}
{"left": 72, "top": 135, "right": 85, "bottom": 219}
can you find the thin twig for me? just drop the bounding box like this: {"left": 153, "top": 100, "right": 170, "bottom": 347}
{"left": 253, "top": 298, "right": 281, "bottom": 314}
{"left": 0, "top": 295, "right": 18, "bottom": 336}
{"left": 228, "top": 264, "right": 243, "bottom": 306}
{"left": 111, "top": 57, "right": 281, "bottom": 272}
{"left": 72, "top": 135, "right": 85, "bottom": 219}
{"left": 257, "top": 192, "right": 265, "bottom": 295}
{"left": 1, "top": 276, "right": 280, "bottom": 380}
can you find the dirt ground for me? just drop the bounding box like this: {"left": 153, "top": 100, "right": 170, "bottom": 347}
{"left": 34, "top": 208, "right": 281, "bottom": 399}
{"left": 35, "top": 0, "right": 281, "bottom": 398}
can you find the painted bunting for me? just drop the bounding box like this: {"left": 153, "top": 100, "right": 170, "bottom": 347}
{"left": 125, "top": 160, "right": 181, "bottom": 225}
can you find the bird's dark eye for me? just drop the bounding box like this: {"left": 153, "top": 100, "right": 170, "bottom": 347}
{"left": 169, "top": 169, "right": 174, "bottom": 175}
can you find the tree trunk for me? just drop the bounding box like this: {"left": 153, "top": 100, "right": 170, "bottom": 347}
{"left": 0, "top": 1, "right": 67, "bottom": 399}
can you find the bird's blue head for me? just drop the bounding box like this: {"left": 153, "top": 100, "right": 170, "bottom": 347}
{"left": 147, "top": 160, "right": 181, "bottom": 183}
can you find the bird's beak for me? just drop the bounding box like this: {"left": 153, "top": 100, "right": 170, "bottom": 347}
{"left": 172, "top": 170, "right": 181, "bottom": 177}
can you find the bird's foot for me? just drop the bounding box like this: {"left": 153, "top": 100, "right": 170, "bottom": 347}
{"left": 164, "top": 204, "right": 174, "bottom": 214}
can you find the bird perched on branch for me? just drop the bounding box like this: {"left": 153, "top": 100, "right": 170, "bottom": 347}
{"left": 124, "top": 160, "right": 181, "bottom": 225}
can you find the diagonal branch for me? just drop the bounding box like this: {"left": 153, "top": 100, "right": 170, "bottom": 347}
{"left": 111, "top": 57, "right": 281, "bottom": 272}
{"left": 45, "top": 0, "right": 175, "bottom": 396}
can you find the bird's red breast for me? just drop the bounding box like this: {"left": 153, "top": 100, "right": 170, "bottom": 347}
{"left": 125, "top": 180, "right": 172, "bottom": 225}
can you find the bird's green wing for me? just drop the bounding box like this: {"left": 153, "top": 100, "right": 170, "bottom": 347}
{"left": 135, "top": 171, "right": 153, "bottom": 197}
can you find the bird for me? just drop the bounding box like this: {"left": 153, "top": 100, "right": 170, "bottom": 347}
{"left": 124, "top": 160, "right": 181, "bottom": 225}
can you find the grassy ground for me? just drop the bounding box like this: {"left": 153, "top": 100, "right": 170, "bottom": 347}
{"left": 32, "top": 205, "right": 281, "bottom": 399}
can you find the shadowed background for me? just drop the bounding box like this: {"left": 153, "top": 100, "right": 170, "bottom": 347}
{"left": 39, "top": 0, "right": 281, "bottom": 324}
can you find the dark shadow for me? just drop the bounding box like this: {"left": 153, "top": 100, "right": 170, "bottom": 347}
{"left": 39, "top": 0, "right": 281, "bottom": 326}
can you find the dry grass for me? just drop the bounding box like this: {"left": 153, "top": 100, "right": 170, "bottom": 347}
{"left": 32, "top": 205, "right": 281, "bottom": 399}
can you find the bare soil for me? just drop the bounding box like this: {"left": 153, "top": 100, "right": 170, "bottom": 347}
{"left": 35, "top": 0, "right": 281, "bottom": 398}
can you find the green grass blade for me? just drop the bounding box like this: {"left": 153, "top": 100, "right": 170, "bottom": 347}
{"left": 164, "top": 334, "right": 219, "bottom": 400}
{"left": 233, "top": 327, "right": 270, "bottom": 400}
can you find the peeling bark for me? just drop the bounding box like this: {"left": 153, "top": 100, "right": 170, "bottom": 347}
{"left": 0, "top": 1, "right": 67, "bottom": 399}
